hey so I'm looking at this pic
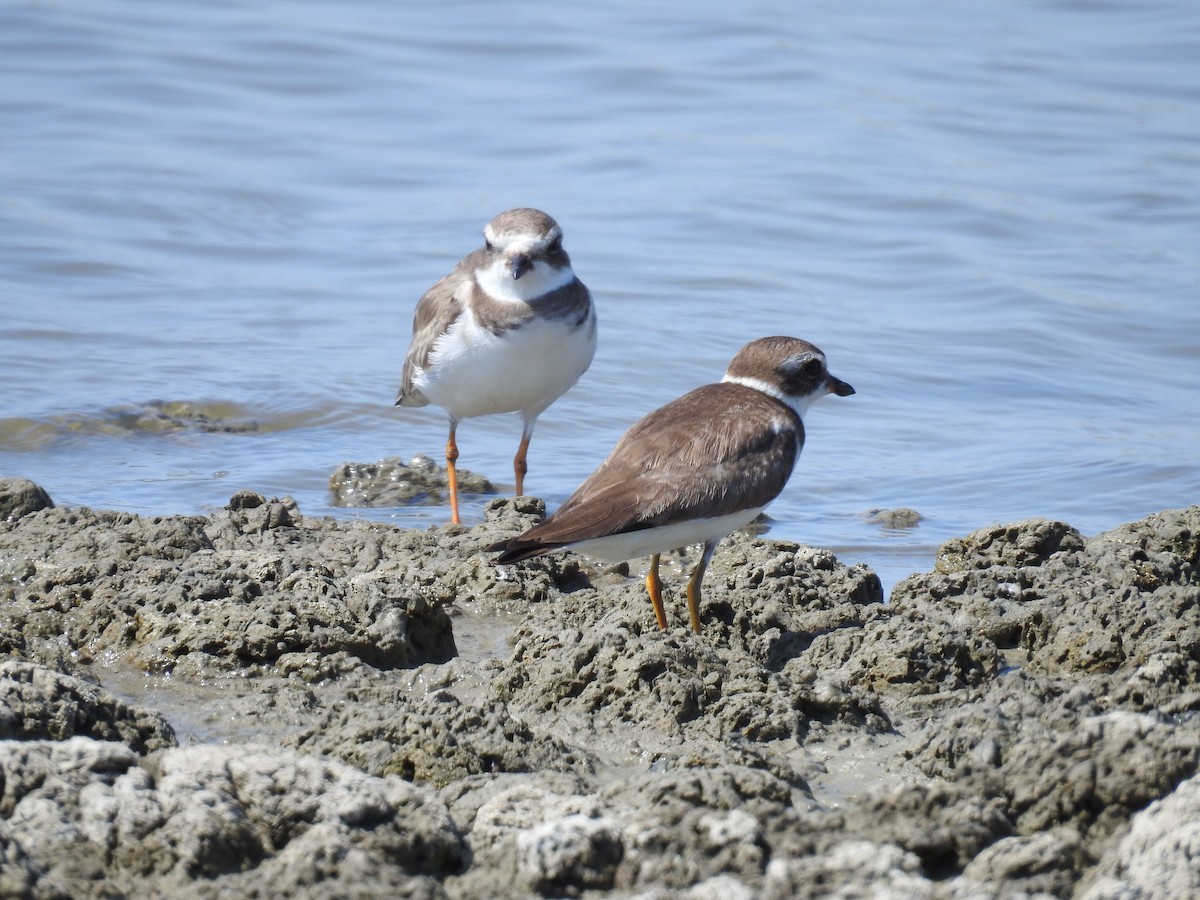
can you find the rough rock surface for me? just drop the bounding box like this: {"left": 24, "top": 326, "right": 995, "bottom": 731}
{"left": 1, "top": 474, "right": 1198, "bottom": 897}
{"left": 0, "top": 660, "right": 175, "bottom": 754}
{"left": 0, "top": 478, "right": 53, "bottom": 522}
{"left": 1079, "top": 773, "right": 1200, "bottom": 899}
{"left": 0, "top": 737, "right": 465, "bottom": 898}
{"left": 0, "top": 489, "right": 458, "bottom": 677}
{"left": 329, "top": 456, "right": 494, "bottom": 507}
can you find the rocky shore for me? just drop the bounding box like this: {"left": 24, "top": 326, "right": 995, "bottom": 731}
{"left": 1, "top": 473, "right": 1197, "bottom": 898}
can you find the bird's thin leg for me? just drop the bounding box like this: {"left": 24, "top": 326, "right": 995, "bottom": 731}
{"left": 514, "top": 417, "right": 536, "bottom": 496}
{"left": 646, "top": 553, "right": 668, "bottom": 630}
{"left": 513, "top": 436, "right": 530, "bottom": 497}
{"left": 686, "top": 541, "right": 719, "bottom": 634}
{"left": 445, "top": 420, "right": 461, "bottom": 525}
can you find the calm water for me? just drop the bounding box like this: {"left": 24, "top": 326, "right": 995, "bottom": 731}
{"left": 2, "top": 0, "right": 1198, "bottom": 596}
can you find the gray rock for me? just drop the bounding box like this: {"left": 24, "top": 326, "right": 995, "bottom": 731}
{"left": 2, "top": 481, "right": 1199, "bottom": 897}
{"left": 0, "top": 737, "right": 136, "bottom": 893}
{"left": 0, "top": 495, "right": 456, "bottom": 675}
{"left": 493, "top": 532, "right": 887, "bottom": 756}
{"left": 1079, "top": 774, "right": 1200, "bottom": 899}
{"left": 0, "top": 660, "right": 175, "bottom": 753}
{"left": 763, "top": 840, "right": 934, "bottom": 900}
{"left": 863, "top": 507, "right": 925, "bottom": 529}
{"left": 516, "top": 811, "right": 624, "bottom": 892}
{"left": 892, "top": 510, "right": 1200, "bottom": 689}
{"left": 0, "top": 738, "right": 466, "bottom": 897}
{"left": 284, "top": 684, "right": 594, "bottom": 784}
{"left": 449, "top": 785, "right": 618, "bottom": 896}
{"left": 600, "top": 764, "right": 804, "bottom": 891}
{"left": 909, "top": 679, "right": 1200, "bottom": 840}
{"left": 329, "top": 456, "right": 494, "bottom": 507}
{"left": 681, "top": 874, "right": 759, "bottom": 900}
{"left": 111, "top": 400, "right": 261, "bottom": 435}
{"left": 956, "top": 828, "right": 1083, "bottom": 898}
{"left": 0, "top": 477, "right": 54, "bottom": 521}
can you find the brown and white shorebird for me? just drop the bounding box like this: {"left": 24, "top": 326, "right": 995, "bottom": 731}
{"left": 396, "top": 208, "right": 596, "bottom": 524}
{"left": 486, "top": 336, "right": 854, "bottom": 633}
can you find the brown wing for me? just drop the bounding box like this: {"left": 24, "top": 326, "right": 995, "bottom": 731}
{"left": 395, "top": 249, "right": 487, "bottom": 407}
{"left": 489, "top": 383, "right": 803, "bottom": 559}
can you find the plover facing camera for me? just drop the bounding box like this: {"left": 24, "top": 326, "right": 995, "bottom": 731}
{"left": 397, "top": 208, "right": 596, "bottom": 524}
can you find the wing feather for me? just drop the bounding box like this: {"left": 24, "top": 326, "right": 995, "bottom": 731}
{"left": 395, "top": 250, "right": 487, "bottom": 406}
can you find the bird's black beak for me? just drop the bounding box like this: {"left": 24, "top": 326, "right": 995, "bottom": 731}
{"left": 828, "top": 375, "right": 855, "bottom": 397}
{"left": 509, "top": 254, "right": 531, "bottom": 280}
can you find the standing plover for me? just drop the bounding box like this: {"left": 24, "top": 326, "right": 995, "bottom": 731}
{"left": 487, "top": 336, "right": 854, "bottom": 632}
{"left": 397, "top": 208, "right": 596, "bottom": 524}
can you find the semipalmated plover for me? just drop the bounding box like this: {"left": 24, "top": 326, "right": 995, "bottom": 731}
{"left": 396, "top": 208, "right": 596, "bottom": 524}
{"left": 487, "top": 336, "right": 854, "bottom": 633}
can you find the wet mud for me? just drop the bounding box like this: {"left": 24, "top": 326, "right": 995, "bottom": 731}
{"left": 1, "top": 473, "right": 1197, "bottom": 898}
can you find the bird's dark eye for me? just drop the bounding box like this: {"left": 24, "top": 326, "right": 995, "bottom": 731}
{"left": 802, "top": 357, "right": 823, "bottom": 377}
{"left": 484, "top": 239, "right": 495, "bottom": 252}
{"left": 548, "top": 235, "right": 563, "bottom": 253}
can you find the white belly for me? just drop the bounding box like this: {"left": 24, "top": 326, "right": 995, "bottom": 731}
{"left": 567, "top": 507, "right": 765, "bottom": 563}
{"left": 417, "top": 310, "right": 596, "bottom": 422}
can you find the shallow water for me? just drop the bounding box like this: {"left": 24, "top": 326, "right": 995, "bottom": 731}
{"left": 2, "top": 0, "right": 1198, "bottom": 596}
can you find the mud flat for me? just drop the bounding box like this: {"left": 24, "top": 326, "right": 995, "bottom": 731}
{"left": 1, "top": 473, "right": 1197, "bottom": 898}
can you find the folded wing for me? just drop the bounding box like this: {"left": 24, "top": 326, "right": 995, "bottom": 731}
{"left": 490, "top": 383, "right": 803, "bottom": 560}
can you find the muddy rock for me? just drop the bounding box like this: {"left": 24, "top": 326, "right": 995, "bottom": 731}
{"left": 863, "top": 507, "right": 924, "bottom": 530}
{"left": 0, "top": 737, "right": 465, "bottom": 898}
{"left": 0, "top": 477, "right": 54, "bottom": 522}
{"left": 1079, "top": 772, "right": 1200, "bottom": 899}
{"left": 1, "top": 481, "right": 1198, "bottom": 897}
{"left": 893, "top": 511, "right": 1200, "bottom": 689}
{"left": 330, "top": 456, "right": 494, "bottom": 507}
{"left": 470, "top": 786, "right": 623, "bottom": 893}
{"left": 838, "top": 778, "right": 1013, "bottom": 875}
{"left": 602, "top": 765, "right": 804, "bottom": 891}
{"left": 800, "top": 601, "right": 1003, "bottom": 697}
{"left": 493, "top": 531, "right": 888, "bottom": 754}
{"left": 115, "top": 400, "right": 261, "bottom": 434}
{"left": 0, "top": 497, "right": 457, "bottom": 675}
{"left": 763, "top": 841, "right": 935, "bottom": 900}
{"left": 909, "top": 676, "right": 1200, "bottom": 842}
{"left": 0, "top": 660, "right": 175, "bottom": 754}
{"left": 956, "top": 828, "right": 1085, "bottom": 898}
{"left": 285, "top": 681, "right": 595, "bottom": 785}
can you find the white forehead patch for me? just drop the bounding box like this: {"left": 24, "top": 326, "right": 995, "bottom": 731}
{"left": 780, "top": 351, "right": 824, "bottom": 373}
{"left": 483, "top": 223, "right": 562, "bottom": 255}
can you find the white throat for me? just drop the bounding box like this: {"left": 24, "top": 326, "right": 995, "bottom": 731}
{"left": 722, "top": 374, "right": 816, "bottom": 421}
{"left": 476, "top": 259, "right": 575, "bottom": 303}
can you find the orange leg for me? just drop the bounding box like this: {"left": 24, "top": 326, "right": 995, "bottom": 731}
{"left": 646, "top": 553, "right": 668, "bottom": 630}
{"left": 685, "top": 541, "right": 718, "bottom": 634}
{"left": 513, "top": 432, "right": 531, "bottom": 497}
{"left": 445, "top": 423, "right": 461, "bottom": 525}
{"left": 685, "top": 563, "right": 705, "bottom": 634}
